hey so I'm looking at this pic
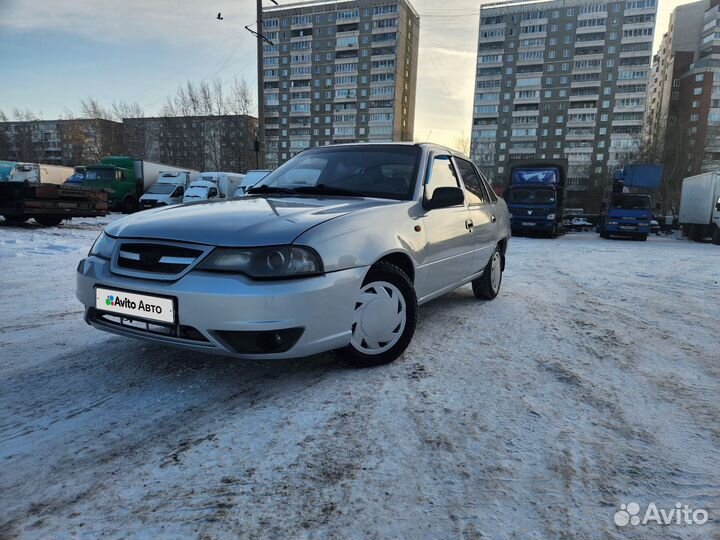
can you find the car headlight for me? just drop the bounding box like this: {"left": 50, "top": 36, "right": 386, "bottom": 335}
{"left": 546, "top": 214, "right": 556, "bottom": 220}
{"left": 197, "top": 245, "right": 323, "bottom": 278}
{"left": 89, "top": 232, "right": 117, "bottom": 259}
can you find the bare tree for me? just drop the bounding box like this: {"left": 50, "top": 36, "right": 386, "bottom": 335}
{"left": 454, "top": 132, "right": 471, "bottom": 156}
{"left": 0, "top": 109, "right": 8, "bottom": 122}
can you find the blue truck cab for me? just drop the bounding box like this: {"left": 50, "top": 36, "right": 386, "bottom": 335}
{"left": 504, "top": 159, "right": 567, "bottom": 238}
{"left": 599, "top": 164, "right": 663, "bottom": 241}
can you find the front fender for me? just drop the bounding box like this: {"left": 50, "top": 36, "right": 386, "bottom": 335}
{"left": 294, "top": 201, "right": 423, "bottom": 272}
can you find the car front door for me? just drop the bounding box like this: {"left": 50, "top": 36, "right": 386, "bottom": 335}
{"left": 453, "top": 157, "right": 498, "bottom": 275}
{"left": 416, "top": 154, "right": 475, "bottom": 298}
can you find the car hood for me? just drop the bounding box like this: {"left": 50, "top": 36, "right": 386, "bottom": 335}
{"left": 105, "top": 195, "right": 394, "bottom": 246}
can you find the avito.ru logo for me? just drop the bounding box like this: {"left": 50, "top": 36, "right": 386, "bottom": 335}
{"left": 105, "top": 295, "right": 137, "bottom": 309}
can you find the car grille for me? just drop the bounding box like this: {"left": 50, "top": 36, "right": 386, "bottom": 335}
{"left": 89, "top": 308, "right": 210, "bottom": 343}
{"left": 112, "top": 241, "right": 208, "bottom": 280}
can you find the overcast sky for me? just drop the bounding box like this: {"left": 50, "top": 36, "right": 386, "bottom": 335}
{"left": 0, "top": 0, "right": 687, "bottom": 150}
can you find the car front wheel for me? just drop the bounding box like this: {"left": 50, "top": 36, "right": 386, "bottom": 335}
{"left": 340, "top": 262, "right": 417, "bottom": 368}
{"left": 472, "top": 245, "right": 503, "bottom": 300}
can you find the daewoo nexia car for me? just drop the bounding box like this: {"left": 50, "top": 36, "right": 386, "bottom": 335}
{"left": 77, "top": 143, "right": 511, "bottom": 367}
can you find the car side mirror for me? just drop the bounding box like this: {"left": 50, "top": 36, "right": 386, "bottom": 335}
{"left": 425, "top": 186, "right": 464, "bottom": 210}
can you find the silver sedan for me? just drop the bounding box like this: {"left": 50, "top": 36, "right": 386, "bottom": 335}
{"left": 77, "top": 143, "right": 511, "bottom": 367}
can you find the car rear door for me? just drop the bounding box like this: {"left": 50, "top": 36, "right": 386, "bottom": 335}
{"left": 453, "top": 157, "right": 498, "bottom": 275}
{"left": 417, "top": 154, "right": 475, "bottom": 297}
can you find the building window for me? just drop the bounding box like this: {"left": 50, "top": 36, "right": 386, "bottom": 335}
{"left": 672, "top": 79, "right": 680, "bottom": 87}
{"left": 695, "top": 74, "right": 704, "bottom": 82}
{"left": 693, "top": 87, "right": 703, "bottom": 95}
{"left": 692, "top": 100, "right": 700, "bottom": 108}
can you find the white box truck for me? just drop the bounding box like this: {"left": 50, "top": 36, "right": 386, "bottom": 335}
{"left": 679, "top": 171, "right": 720, "bottom": 244}
{"left": 6, "top": 163, "right": 74, "bottom": 185}
{"left": 233, "top": 169, "right": 271, "bottom": 197}
{"left": 139, "top": 171, "right": 199, "bottom": 209}
{"left": 183, "top": 172, "right": 244, "bottom": 202}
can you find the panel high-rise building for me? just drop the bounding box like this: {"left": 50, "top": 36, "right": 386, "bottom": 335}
{"left": 470, "top": 0, "right": 657, "bottom": 209}
{"left": 260, "top": 0, "right": 419, "bottom": 168}
{"left": 647, "top": 0, "right": 720, "bottom": 179}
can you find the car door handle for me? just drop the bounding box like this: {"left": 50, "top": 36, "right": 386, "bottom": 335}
{"left": 491, "top": 215, "right": 497, "bottom": 223}
{"left": 465, "top": 219, "right": 474, "bottom": 230}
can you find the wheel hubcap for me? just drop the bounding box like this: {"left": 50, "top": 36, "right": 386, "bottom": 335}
{"left": 490, "top": 252, "right": 502, "bottom": 292}
{"left": 351, "top": 280, "right": 406, "bottom": 355}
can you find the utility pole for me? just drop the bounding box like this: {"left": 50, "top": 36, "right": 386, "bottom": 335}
{"left": 255, "top": 0, "right": 265, "bottom": 169}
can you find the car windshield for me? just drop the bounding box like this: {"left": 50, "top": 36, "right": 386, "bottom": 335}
{"left": 508, "top": 188, "right": 556, "bottom": 205}
{"left": 84, "top": 169, "right": 115, "bottom": 181}
{"left": 147, "top": 184, "right": 177, "bottom": 194}
{"left": 249, "top": 145, "right": 422, "bottom": 200}
{"left": 184, "top": 186, "right": 208, "bottom": 199}
{"left": 611, "top": 195, "right": 650, "bottom": 209}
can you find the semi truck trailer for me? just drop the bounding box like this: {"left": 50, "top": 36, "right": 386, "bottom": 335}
{"left": 679, "top": 171, "right": 720, "bottom": 244}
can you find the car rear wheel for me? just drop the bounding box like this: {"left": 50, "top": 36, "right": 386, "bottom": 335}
{"left": 34, "top": 215, "right": 64, "bottom": 227}
{"left": 2, "top": 215, "right": 29, "bottom": 224}
{"left": 340, "top": 262, "right": 417, "bottom": 368}
{"left": 472, "top": 245, "right": 503, "bottom": 300}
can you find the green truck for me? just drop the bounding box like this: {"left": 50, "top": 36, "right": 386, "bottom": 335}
{"left": 78, "top": 157, "right": 194, "bottom": 213}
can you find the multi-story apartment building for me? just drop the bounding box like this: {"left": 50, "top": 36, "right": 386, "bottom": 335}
{"left": 123, "top": 115, "right": 258, "bottom": 173}
{"left": 470, "top": 0, "right": 657, "bottom": 209}
{"left": 261, "top": 0, "right": 419, "bottom": 168}
{"left": 0, "top": 115, "right": 258, "bottom": 172}
{"left": 0, "top": 119, "right": 124, "bottom": 166}
{"left": 647, "top": 0, "right": 720, "bottom": 177}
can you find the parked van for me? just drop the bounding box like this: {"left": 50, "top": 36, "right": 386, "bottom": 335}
{"left": 183, "top": 172, "right": 244, "bottom": 202}
{"left": 140, "top": 171, "right": 198, "bottom": 209}
{"left": 233, "top": 169, "right": 271, "bottom": 197}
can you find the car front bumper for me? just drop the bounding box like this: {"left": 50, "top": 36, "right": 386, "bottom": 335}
{"left": 76, "top": 256, "right": 367, "bottom": 359}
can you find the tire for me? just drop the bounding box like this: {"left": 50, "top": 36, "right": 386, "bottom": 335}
{"left": 472, "top": 245, "right": 503, "bottom": 300}
{"left": 638, "top": 233, "right": 648, "bottom": 241}
{"left": 600, "top": 231, "right": 609, "bottom": 239}
{"left": 2, "top": 215, "right": 29, "bottom": 224}
{"left": 339, "top": 262, "right": 418, "bottom": 368}
{"left": 34, "top": 215, "right": 63, "bottom": 227}
{"left": 712, "top": 227, "right": 720, "bottom": 245}
{"left": 121, "top": 196, "right": 138, "bottom": 214}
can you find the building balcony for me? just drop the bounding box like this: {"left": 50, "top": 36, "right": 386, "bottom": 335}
{"left": 576, "top": 25, "right": 606, "bottom": 34}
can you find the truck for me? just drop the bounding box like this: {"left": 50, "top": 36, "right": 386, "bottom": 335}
{"left": 75, "top": 156, "right": 196, "bottom": 213}
{"left": 0, "top": 181, "right": 108, "bottom": 226}
{"left": 679, "top": 171, "right": 720, "bottom": 244}
{"left": 503, "top": 158, "right": 567, "bottom": 237}
{"left": 233, "top": 169, "right": 271, "bottom": 197}
{"left": 0, "top": 161, "right": 15, "bottom": 181}
{"left": 182, "top": 172, "right": 244, "bottom": 203}
{"left": 5, "top": 163, "right": 74, "bottom": 185}
{"left": 64, "top": 166, "right": 87, "bottom": 184}
{"left": 139, "top": 170, "right": 199, "bottom": 209}
{"left": 598, "top": 164, "right": 663, "bottom": 241}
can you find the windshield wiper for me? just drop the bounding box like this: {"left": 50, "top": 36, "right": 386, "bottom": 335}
{"left": 292, "top": 184, "right": 365, "bottom": 197}
{"left": 246, "top": 184, "right": 298, "bottom": 195}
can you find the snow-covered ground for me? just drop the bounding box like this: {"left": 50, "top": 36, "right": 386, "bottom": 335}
{"left": 0, "top": 216, "right": 718, "bottom": 539}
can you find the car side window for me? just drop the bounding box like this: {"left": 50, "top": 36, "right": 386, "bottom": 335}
{"left": 454, "top": 158, "right": 488, "bottom": 205}
{"left": 425, "top": 155, "right": 460, "bottom": 200}
{"left": 479, "top": 171, "right": 498, "bottom": 203}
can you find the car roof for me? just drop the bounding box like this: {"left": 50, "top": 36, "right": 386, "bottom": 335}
{"left": 301, "top": 142, "right": 471, "bottom": 161}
